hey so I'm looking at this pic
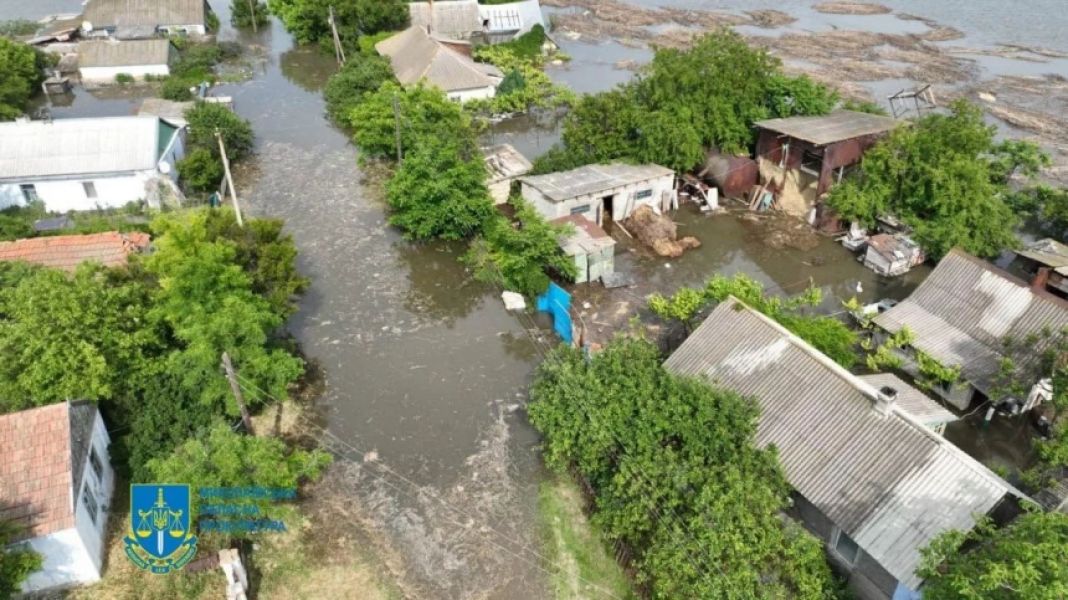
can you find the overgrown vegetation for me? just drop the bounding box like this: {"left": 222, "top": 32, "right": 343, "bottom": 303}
{"left": 0, "top": 518, "right": 42, "bottom": 597}
{"left": 177, "top": 102, "right": 255, "bottom": 194}
{"left": 0, "top": 37, "right": 52, "bottom": 120}
{"left": 231, "top": 0, "right": 270, "bottom": 28}
{"left": 827, "top": 100, "right": 1048, "bottom": 259}
{"left": 650, "top": 274, "right": 858, "bottom": 367}
{"left": 323, "top": 53, "right": 394, "bottom": 123}
{"left": 533, "top": 30, "right": 837, "bottom": 173}
{"left": 528, "top": 337, "right": 842, "bottom": 598}
{"left": 468, "top": 42, "right": 575, "bottom": 115}
{"left": 1008, "top": 185, "right": 1068, "bottom": 238}
{"left": 160, "top": 41, "right": 243, "bottom": 101}
{"left": 269, "top": 0, "right": 409, "bottom": 47}
{"left": 919, "top": 510, "right": 1068, "bottom": 599}
{"left": 0, "top": 208, "right": 307, "bottom": 483}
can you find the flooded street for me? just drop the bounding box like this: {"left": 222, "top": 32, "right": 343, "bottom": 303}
{"left": 5, "top": 0, "right": 1067, "bottom": 596}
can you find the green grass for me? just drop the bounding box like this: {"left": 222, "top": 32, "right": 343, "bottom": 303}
{"left": 538, "top": 477, "right": 636, "bottom": 600}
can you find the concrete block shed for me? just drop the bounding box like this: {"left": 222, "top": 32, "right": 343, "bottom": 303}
{"left": 551, "top": 215, "right": 615, "bottom": 284}
{"left": 519, "top": 163, "right": 676, "bottom": 228}
{"left": 482, "top": 144, "right": 533, "bottom": 204}
{"left": 77, "top": 39, "right": 176, "bottom": 83}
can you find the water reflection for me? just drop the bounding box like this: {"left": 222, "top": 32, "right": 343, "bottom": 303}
{"left": 396, "top": 240, "right": 486, "bottom": 326}
{"left": 280, "top": 45, "right": 336, "bottom": 93}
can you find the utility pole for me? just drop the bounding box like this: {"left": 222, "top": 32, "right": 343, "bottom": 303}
{"left": 392, "top": 93, "right": 403, "bottom": 163}
{"left": 328, "top": 6, "right": 346, "bottom": 67}
{"left": 221, "top": 352, "right": 255, "bottom": 435}
{"left": 247, "top": 0, "right": 258, "bottom": 33}
{"left": 215, "top": 129, "right": 244, "bottom": 228}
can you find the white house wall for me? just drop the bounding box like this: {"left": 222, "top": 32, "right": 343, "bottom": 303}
{"left": 0, "top": 173, "right": 156, "bottom": 213}
{"left": 522, "top": 174, "right": 675, "bottom": 226}
{"left": 75, "top": 412, "right": 115, "bottom": 574}
{"left": 447, "top": 86, "right": 497, "bottom": 103}
{"left": 19, "top": 528, "right": 98, "bottom": 592}
{"left": 80, "top": 64, "right": 171, "bottom": 83}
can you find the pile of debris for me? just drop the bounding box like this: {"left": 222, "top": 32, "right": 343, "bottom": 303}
{"left": 622, "top": 205, "right": 700, "bottom": 257}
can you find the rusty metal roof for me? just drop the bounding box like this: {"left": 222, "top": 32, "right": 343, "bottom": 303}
{"left": 665, "top": 298, "right": 1020, "bottom": 589}
{"left": 519, "top": 163, "right": 674, "bottom": 202}
{"left": 873, "top": 249, "right": 1068, "bottom": 395}
{"left": 754, "top": 110, "right": 900, "bottom": 146}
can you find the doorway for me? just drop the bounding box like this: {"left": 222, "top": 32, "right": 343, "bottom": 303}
{"left": 600, "top": 195, "right": 615, "bottom": 227}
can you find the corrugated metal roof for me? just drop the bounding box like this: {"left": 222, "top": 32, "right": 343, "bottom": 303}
{"left": 0, "top": 116, "right": 166, "bottom": 180}
{"left": 409, "top": 0, "right": 482, "bottom": 39}
{"left": 873, "top": 249, "right": 1068, "bottom": 394}
{"left": 665, "top": 299, "right": 1019, "bottom": 589}
{"left": 519, "top": 163, "right": 675, "bottom": 202}
{"left": 83, "top": 0, "right": 207, "bottom": 28}
{"left": 78, "top": 38, "right": 173, "bottom": 68}
{"left": 0, "top": 231, "right": 151, "bottom": 271}
{"left": 376, "top": 26, "right": 501, "bottom": 92}
{"left": 754, "top": 110, "right": 901, "bottom": 146}
{"left": 859, "top": 373, "right": 958, "bottom": 426}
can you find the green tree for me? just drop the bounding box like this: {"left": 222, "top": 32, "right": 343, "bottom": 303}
{"left": 350, "top": 82, "right": 475, "bottom": 160}
{"left": 0, "top": 518, "right": 42, "bottom": 598}
{"left": 919, "top": 511, "right": 1068, "bottom": 600}
{"left": 231, "top": 0, "right": 270, "bottom": 28}
{"left": 177, "top": 147, "right": 224, "bottom": 193}
{"left": 270, "top": 0, "right": 408, "bottom": 45}
{"left": 765, "top": 73, "right": 839, "bottom": 118}
{"left": 465, "top": 200, "right": 578, "bottom": 297}
{"left": 827, "top": 100, "right": 1031, "bottom": 259}
{"left": 0, "top": 38, "right": 45, "bottom": 120}
{"left": 528, "top": 338, "right": 839, "bottom": 598}
{"left": 147, "top": 423, "right": 332, "bottom": 519}
{"left": 1008, "top": 185, "right": 1068, "bottom": 236}
{"left": 323, "top": 53, "right": 394, "bottom": 123}
{"left": 385, "top": 137, "right": 495, "bottom": 241}
{"left": 0, "top": 263, "right": 160, "bottom": 412}
{"left": 184, "top": 101, "right": 255, "bottom": 162}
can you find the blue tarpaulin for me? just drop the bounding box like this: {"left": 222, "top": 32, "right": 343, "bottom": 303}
{"left": 536, "top": 282, "right": 573, "bottom": 344}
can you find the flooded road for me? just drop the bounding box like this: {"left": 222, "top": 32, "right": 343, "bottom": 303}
{"left": 5, "top": 0, "right": 1065, "bottom": 596}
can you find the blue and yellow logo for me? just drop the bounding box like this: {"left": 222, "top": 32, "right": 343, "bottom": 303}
{"left": 124, "top": 484, "right": 198, "bottom": 573}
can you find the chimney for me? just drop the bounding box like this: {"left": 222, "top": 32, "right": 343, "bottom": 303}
{"left": 875, "top": 385, "right": 897, "bottom": 416}
{"left": 1032, "top": 267, "right": 1052, "bottom": 293}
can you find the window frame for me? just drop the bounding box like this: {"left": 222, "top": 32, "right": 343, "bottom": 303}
{"left": 82, "top": 181, "right": 98, "bottom": 199}
{"left": 831, "top": 527, "right": 860, "bottom": 566}
{"left": 19, "top": 184, "right": 38, "bottom": 203}
{"left": 89, "top": 446, "right": 104, "bottom": 482}
{"left": 635, "top": 189, "right": 653, "bottom": 200}
{"left": 569, "top": 204, "right": 591, "bottom": 215}
{"left": 82, "top": 485, "right": 99, "bottom": 525}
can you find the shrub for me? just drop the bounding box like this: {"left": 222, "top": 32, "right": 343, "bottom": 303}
{"left": 115, "top": 72, "right": 134, "bottom": 84}
{"left": 323, "top": 54, "right": 394, "bottom": 123}
{"left": 177, "top": 147, "right": 224, "bottom": 193}
{"left": 185, "top": 101, "right": 255, "bottom": 162}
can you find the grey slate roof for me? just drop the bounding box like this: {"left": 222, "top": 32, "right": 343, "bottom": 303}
{"left": 873, "top": 249, "right": 1068, "bottom": 395}
{"left": 665, "top": 298, "right": 1020, "bottom": 589}
{"left": 69, "top": 402, "right": 98, "bottom": 501}
{"left": 519, "top": 163, "right": 675, "bottom": 203}
{"left": 754, "top": 110, "right": 900, "bottom": 146}
{"left": 78, "top": 39, "right": 174, "bottom": 68}
{"left": 376, "top": 26, "right": 502, "bottom": 92}
{"left": 859, "top": 373, "right": 957, "bottom": 426}
{"left": 409, "top": 0, "right": 482, "bottom": 39}
{"left": 0, "top": 116, "right": 167, "bottom": 181}
{"left": 83, "top": 0, "right": 207, "bottom": 28}
{"left": 138, "top": 98, "right": 194, "bottom": 126}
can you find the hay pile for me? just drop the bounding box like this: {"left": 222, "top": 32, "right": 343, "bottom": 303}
{"left": 622, "top": 205, "right": 701, "bottom": 257}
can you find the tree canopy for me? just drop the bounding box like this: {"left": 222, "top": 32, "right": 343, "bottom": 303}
{"left": 919, "top": 511, "right": 1068, "bottom": 600}
{"left": 0, "top": 38, "right": 48, "bottom": 120}
{"left": 270, "top": 0, "right": 408, "bottom": 46}
{"left": 349, "top": 82, "right": 475, "bottom": 160}
{"left": 323, "top": 52, "right": 394, "bottom": 123}
{"left": 231, "top": 0, "right": 270, "bottom": 28}
{"left": 826, "top": 100, "right": 1044, "bottom": 259}
{"left": 528, "top": 337, "right": 841, "bottom": 598}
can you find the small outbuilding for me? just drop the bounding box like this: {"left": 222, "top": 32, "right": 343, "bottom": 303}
{"left": 77, "top": 39, "right": 176, "bottom": 83}
{"left": 754, "top": 110, "right": 900, "bottom": 230}
{"left": 551, "top": 214, "right": 615, "bottom": 284}
{"left": 483, "top": 144, "right": 533, "bottom": 204}
{"left": 1011, "top": 238, "right": 1068, "bottom": 299}
{"left": 519, "top": 163, "right": 676, "bottom": 228}
{"left": 1, "top": 401, "right": 116, "bottom": 593}
{"left": 862, "top": 233, "right": 924, "bottom": 277}
{"left": 376, "top": 26, "right": 503, "bottom": 102}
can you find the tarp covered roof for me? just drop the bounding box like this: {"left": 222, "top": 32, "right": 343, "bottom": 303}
{"left": 754, "top": 110, "right": 900, "bottom": 146}
{"left": 665, "top": 298, "right": 1021, "bottom": 589}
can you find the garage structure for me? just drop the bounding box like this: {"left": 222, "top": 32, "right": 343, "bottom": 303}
{"left": 519, "top": 163, "right": 676, "bottom": 228}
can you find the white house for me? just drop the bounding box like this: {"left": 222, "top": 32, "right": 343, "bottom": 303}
{"left": 408, "top": 0, "right": 547, "bottom": 42}
{"left": 78, "top": 39, "right": 176, "bottom": 83}
{"left": 82, "top": 0, "right": 211, "bottom": 38}
{"left": 376, "top": 26, "right": 503, "bottom": 102}
{"left": 1, "top": 401, "right": 116, "bottom": 593}
{"left": 0, "top": 116, "right": 185, "bottom": 213}
{"left": 519, "top": 164, "right": 676, "bottom": 228}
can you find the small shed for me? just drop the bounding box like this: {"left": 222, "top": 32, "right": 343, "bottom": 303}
{"left": 863, "top": 233, "right": 924, "bottom": 277}
{"left": 551, "top": 214, "right": 615, "bottom": 284}
{"left": 519, "top": 163, "right": 676, "bottom": 228}
{"left": 754, "top": 110, "right": 900, "bottom": 230}
{"left": 483, "top": 144, "right": 532, "bottom": 204}
{"left": 1012, "top": 238, "right": 1068, "bottom": 298}
{"left": 77, "top": 39, "right": 176, "bottom": 83}
{"left": 859, "top": 373, "right": 958, "bottom": 435}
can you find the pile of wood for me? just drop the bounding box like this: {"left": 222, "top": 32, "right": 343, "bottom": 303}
{"left": 621, "top": 205, "right": 700, "bottom": 257}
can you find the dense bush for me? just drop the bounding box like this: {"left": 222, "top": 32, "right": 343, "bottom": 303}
{"left": 350, "top": 82, "right": 475, "bottom": 160}
{"left": 270, "top": 0, "right": 409, "bottom": 46}
{"left": 185, "top": 101, "right": 255, "bottom": 161}
{"left": 0, "top": 37, "right": 48, "bottom": 120}
{"left": 177, "top": 147, "right": 225, "bottom": 192}
{"left": 323, "top": 53, "right": 394, "bottom": 123}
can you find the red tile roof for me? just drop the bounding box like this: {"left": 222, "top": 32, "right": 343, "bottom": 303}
{"left": 0, "top": 231, "right": 150, "bottom": 271}
{"left": 0, "top": 403, "right": 77, "bottom": 540}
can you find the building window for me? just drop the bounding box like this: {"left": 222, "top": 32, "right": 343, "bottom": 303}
{"left": 570, "top": 204, "right": 590, "bottom": 215}
{"left": 635, "top": 189, "right": 653, "bottom": 200}
{"left": 800, "top": 149, "right": 823, "bottom": 175}
{"left": 89, "top": 446, "right": 104, "bottom": 482}
{"left": 82, "top": 486, "right": 99, "bottom": 525}
{"left": 19, "top": 184, "right": 38, "bottom": 203}
{"left": 832, "top": 528, "right": 860, "bottom": 566}
{"left": 83, "top": 181, "right": 98, "bottom": 198}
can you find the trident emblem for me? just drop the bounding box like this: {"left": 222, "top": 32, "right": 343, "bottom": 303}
{"left": 135, "top": 488, "right": 187, "bottom": 556}
{"left": 124, "top": 484, "right": 197, "bottom": 573}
